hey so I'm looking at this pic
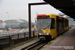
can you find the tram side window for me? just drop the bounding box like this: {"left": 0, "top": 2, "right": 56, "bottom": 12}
{"left": 67, "top": 20, "right": 68, "bottom": 26}
{"left": 60, "top": 20, "right": 62, "bottom": 28}
{"left": 66, "top": 21, "right": 67, "bottom": 27}
{"left": 65, "top": 20, "right": 67, "bottom": 27}
{"left": 65, "top": 20, "right": 66, "bottom": 27}
{"left": 66, "top": 20, "right": 68, "bottom": 27}
{"left": 57, "top": 19, "right": 62, "bottom": 31}
{"left": 51, "top": 19, "right": 55, "bottom": 29}
{"left": 62, "top": 20, "right": 64, "bottom": 28}
{"left": 59, "top": 22, "right": 62, "bottom": 27}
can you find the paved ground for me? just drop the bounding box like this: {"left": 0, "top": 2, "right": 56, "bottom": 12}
{"left": 42, "top": 27, "right": 75, "bottom": 50}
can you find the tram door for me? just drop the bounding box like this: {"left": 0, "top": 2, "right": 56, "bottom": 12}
{"left": 50, "top": 19, "right": 57, "bottom": 38}
{"left": 57, "top": 19, "right": 64, "bottom": 35}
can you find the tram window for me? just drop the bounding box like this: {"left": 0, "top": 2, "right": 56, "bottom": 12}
{"left": 59, "top": 20, "right": 62, "bottom": 27}
{"left": 66, "top": 21, "right": 67, "bottom": 27}
{"left": 51, "top": 19, "right": 55, "bottom": 29}
{"left": 59, "top": 21, "right": 62, "bottom": 28}
{"left": 65, "top": 20, "right": 67, "bottom": 27}
{"left": 66, "top": 20, "right": 68, "bottom": 27}
{"left": 57, "top": 19, "right": 62, "bottom": 31}
{"left": 61, "top": 20, "right": 64, "bottom": 28}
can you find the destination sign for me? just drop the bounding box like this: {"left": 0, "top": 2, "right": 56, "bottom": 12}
{"left": 38, "top": 16, "right": 50, "bottom": 18}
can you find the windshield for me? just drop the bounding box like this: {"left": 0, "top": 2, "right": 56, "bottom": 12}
{"left": 37, "top": 19, "right": 51, "bottom": 29}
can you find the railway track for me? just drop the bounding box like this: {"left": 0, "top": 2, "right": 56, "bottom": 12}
{"left": 29, "top": 41, "right": 48, "bottom": 50}
{"left": 21, "top": 40, "right": 48, "bottom": 50}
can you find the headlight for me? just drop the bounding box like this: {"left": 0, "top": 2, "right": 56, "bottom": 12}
{"left": 39, "top": 33, "right": 41, "bottom": 35}
{"left": 47, "top": 33, "right": 50, "bottom": 35}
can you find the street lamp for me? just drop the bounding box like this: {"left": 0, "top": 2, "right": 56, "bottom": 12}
{"left": 6, "top": 12, "right": 10, "bottom": 29}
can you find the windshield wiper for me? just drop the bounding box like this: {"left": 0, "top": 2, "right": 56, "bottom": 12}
{"left": 43, "top": 24, "right": 51, "bottom": 30}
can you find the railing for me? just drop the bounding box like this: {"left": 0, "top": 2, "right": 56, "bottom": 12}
{"left": 0, "top": 29, "right": 34, "bottom": 37}
{"left": 0, "top": 28, "right": 36, "bottom": 49}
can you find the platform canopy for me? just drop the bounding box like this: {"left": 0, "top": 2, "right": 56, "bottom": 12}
{"left": 43, "top": 0, "right": 75, "bottom": 19}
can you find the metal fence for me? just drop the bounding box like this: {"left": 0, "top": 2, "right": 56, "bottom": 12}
{"left": 0, "top": 29, "right": 36, "bottom": 50}
{"left": 0, "top": 29, "right": 34, "bottom": 37}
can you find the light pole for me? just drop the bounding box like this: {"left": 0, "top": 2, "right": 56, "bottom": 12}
{"left": 6, "top": 12, "right": 10, "bottom": 29}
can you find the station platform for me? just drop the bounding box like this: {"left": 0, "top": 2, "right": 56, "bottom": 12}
{"left": 42, "top": 27, "right": 75, "bottom": 50}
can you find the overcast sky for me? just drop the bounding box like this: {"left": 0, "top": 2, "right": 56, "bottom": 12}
{"left": 0, "top": 0, "right": 63, "bottom": 22}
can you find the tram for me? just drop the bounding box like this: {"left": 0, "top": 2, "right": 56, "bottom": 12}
{"left": 36, "top": 14, "right": 69, "bottom": 40}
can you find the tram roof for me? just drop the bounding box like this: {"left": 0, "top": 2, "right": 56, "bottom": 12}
{"left": 43, "top": 0, "right": 75, "bottom": 19}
